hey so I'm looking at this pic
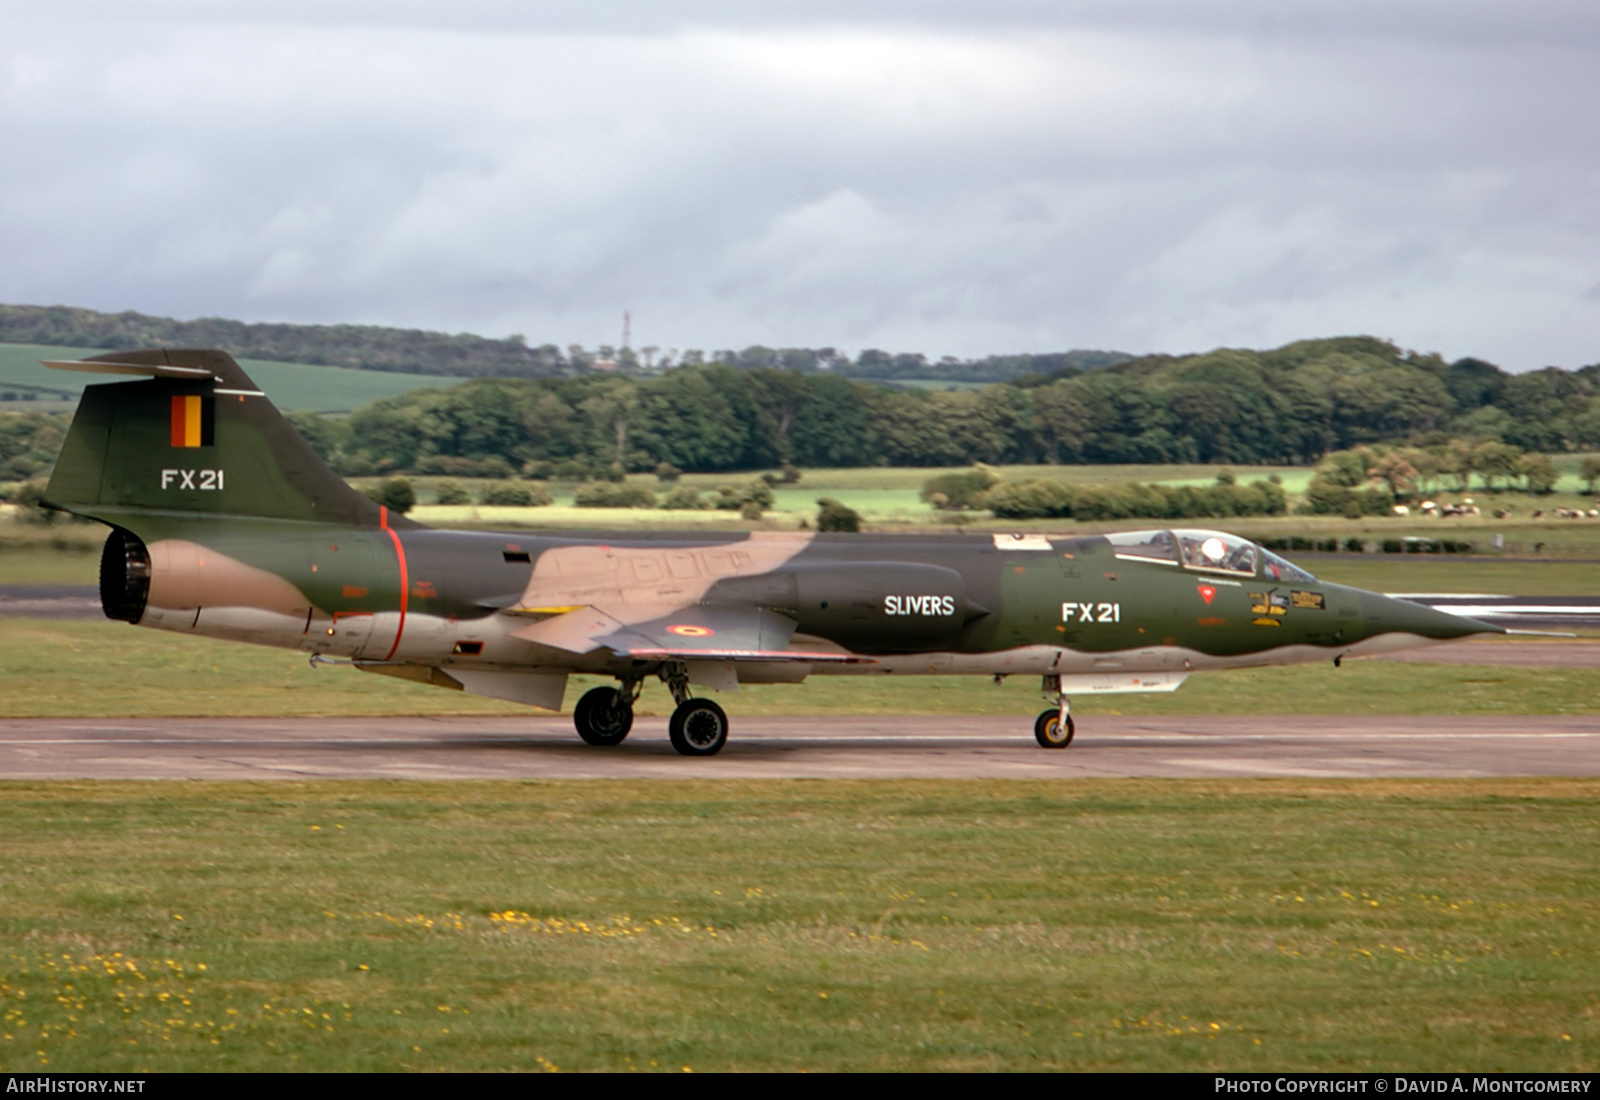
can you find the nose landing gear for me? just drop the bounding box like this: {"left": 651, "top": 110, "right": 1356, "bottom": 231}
{"left": 1034, "top": 673, "right": 1075, "bottom": 748}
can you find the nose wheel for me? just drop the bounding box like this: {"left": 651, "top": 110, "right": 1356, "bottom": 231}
{"left": 1034, "top": 709, "right": 1075, "bottom": 748}
{"left": 1035, "top": 673, "right": 1074, "bottom": 748}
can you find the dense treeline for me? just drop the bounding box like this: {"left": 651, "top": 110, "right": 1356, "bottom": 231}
{"left": 301, "top": 336, "right": 1600, "bottom": 476}
{"left": 985, "top": 477, "right": 1288, "bottom": 521}
{"left": 715, "top": 346, "right": 1132, "bottom": 384}
{"left": 0, "top": 410, "right": 64, "bottom": 480}
{"left": 5, "top": 334, "right": 1600, "bottom": 483}
{"left": 1300, "top": 442, "right": 1570, "bottom": 515}
{"left": 1028, "top": 338, "right": 1600, "bottom": 464}
{"left": 0, "top": 303, "right": 1123, "bottom": 383}
{"left": 314, "top": 368, "right": 1042, "bottom": 475}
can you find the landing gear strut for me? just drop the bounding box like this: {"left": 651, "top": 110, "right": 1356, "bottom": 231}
{"left": 1034, "top": 673, "right": 1074, "bottom": 748}
{"left": 573, "top": 665, "right": 732, "bottom": 756}
{"left": 573, "top": 679, "right": 640, "bottom": 746}
{"left": 662, "top": 661, "right": 729, "bottom": 757}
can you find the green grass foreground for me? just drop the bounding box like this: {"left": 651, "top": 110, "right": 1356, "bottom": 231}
{"left": 3, "top": 617, "right": 1600, "bottom": 718}
{"left": 0, "top": 779, "right": 1593, "bottom": 1071}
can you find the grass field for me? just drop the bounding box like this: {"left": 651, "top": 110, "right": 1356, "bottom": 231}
{"left": 6, "top": 485, "right": 1597, "bottom": 1074}
{"left": 6, "top": 394, "right": 1599, "bottom": 1073}
{"left": 0, "top": 343, "right": 445, "bottom": 414}
{"left": 0, "top": 778, "right": 1593, "bottom": 1071}
{"left": 2, "top": 616, "right": 1597, "bottom": 719}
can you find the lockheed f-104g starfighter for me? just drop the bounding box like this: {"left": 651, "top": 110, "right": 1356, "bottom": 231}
{"left": 41, "top": 349, "right": 1499, "bottom": 756}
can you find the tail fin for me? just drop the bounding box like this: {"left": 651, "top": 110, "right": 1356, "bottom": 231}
{"left": 44, "top": 348, "right": 415, "bottom": 529}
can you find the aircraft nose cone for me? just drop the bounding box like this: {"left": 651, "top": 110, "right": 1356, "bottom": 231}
{"left": 1360, "top": 592, "right": 1503, "bottom": 641}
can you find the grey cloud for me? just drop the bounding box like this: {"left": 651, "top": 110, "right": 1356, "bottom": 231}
{"left": 16, "top": 1, "right": 1600, "bottom": 43}
{"left": 2, "top": 7, "right": 1597, "bottom": 368}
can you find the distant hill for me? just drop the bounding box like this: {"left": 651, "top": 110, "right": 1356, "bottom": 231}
{"left": 838, "top": 348, "right": 1133, "bottom": 384}
{"left": 0, "top": 304, "right": 1132, "bottom": 384}
{"left": 0, "top": 304, "right": 561, "bottom": 378}
{"left": 0, "top": 343, "right": 448, "bottom": 414}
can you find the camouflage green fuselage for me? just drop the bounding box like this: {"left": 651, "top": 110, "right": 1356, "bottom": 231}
{"left": 46, "top": 350, "right": 1495, "bottom": 713}
{"left": 96, "top": 514, "right": 1470, "bottom": 698}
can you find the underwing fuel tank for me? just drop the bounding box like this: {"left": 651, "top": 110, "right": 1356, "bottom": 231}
{"left": 708, "top": 561, "right": 988, "bottom": 652}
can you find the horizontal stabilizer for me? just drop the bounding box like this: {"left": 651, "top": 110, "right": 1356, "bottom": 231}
{"left": 44, "top": 358, "right": 218, "bottom": 380}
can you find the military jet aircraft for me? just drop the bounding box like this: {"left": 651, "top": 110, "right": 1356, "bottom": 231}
{"left": 41, "top": 348, "right": 1499, "bottom": 756}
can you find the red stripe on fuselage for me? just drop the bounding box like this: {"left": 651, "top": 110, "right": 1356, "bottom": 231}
{"left": 380, "top": 506, "right": 409, "bottom": 661}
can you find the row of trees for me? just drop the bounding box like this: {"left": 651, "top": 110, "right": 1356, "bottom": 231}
{"left": 0, "top": 411, "right": 63, "bottom": 480}
{"left": 290, "top": 337, "right": 1600, "bottom": 477}
{"left": 310, "top": 368, "right": 1053, "bottom": 475}
{"left": 1302, "top": 442, "right": 1568, "bottom": 516}
{"left": 1026, "top": 338, "right": 1600, "bottom": 463}
{"left": 984, "top": 477, "right": 1288, "bottom": 522}
{"left": 367, "top": 475, "right": 783, "bottom": 519}
{"left": 5, "top": 335, "right": 1600, "bottom": 483}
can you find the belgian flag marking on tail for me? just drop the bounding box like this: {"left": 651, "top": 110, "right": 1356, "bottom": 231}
{"left": 169, "top": 394, "right": 214, "bottom": 448}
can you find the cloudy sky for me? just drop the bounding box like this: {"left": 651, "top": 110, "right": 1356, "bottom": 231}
{"left": 3, "top": 1, "right": 1598, "bottom": 369}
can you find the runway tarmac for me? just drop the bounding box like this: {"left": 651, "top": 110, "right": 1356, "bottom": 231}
{"left": 2, "top": 714, "right": 1596, "bottom": 780}
{"left": 1363, "top": 637, "right": 1600, "bottom": 665}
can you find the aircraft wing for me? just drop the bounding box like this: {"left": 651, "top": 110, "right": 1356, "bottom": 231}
{"left": 509, "top": 604, "right": 868, "bottom": 663}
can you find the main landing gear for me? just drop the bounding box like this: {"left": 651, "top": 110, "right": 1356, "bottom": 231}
{"left": 571, "top": 663, "right": 730, "bottom": 757}
{"left": 1034, "top": 673, "right": 1075, "bottom": 749}
{"left": 573, "top": 679, "right": 640, "bottom": 745}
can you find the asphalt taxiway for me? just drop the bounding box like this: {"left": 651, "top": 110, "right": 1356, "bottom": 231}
{"left": 1, "top": 714, "right": 1595, "bottom": 780}
{"left": 4, "top": 588, "right": 1594, "bottom": 780}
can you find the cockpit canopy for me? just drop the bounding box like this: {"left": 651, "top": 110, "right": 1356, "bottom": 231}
{"left": 1105, "top": 529, "right": 1316, "bottom": 583}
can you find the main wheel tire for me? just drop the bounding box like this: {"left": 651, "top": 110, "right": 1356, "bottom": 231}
{"left": 1034, "top": 708, "right": 1074, "bottom": 749}
{"left": 574, "top": 686, "right": 633, "bottom": 746}
{"left": 668, "top": 698, "right": 729, "bottom": 757}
